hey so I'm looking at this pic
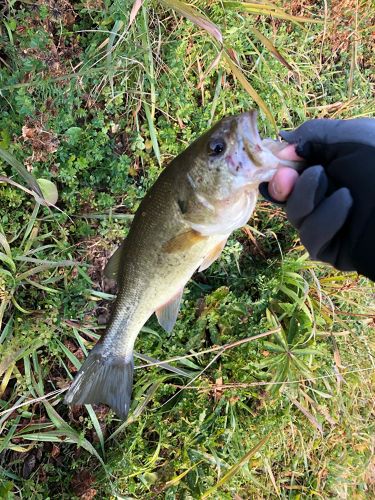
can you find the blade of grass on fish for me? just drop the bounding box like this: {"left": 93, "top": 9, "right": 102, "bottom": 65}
{"left": 201, "top": 432, "right": 272, "bottom": 499}
{"left": 0, "top": 147, "right": 44, "bottom": 200}
{"left": 223, "top": 51, "right": 277, "bottom": 131}
{"left": 161, "top": 0, "right": 223, "bottom": 44}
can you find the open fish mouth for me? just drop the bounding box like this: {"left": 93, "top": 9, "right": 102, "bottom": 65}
{"left": 225, "top": 111, "right": 268, "bottom": 181}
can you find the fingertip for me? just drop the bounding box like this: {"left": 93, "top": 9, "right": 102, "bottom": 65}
{"left": 268, "top": 167, "right": 299, "bottom": 202}
{"left": 276, "top": 144, "right": 304, "bottom": 161}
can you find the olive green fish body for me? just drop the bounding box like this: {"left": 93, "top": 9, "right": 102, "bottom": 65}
{"left": 104, "top": 175, "right": 227, "bottom": 354}
{"left": 65, "top": 111, "right": 302, "bottom": 418}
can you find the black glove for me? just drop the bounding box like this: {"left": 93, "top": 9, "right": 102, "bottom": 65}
{"left": 260, "top": 118, "right": 375, "bottom": 281}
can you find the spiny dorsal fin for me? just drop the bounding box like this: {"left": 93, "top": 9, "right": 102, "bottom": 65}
{"left": 155, "top": 288, "right": 184, "bottom": 333}
{"left": 198, "top": 238, "right": 227, "bottom": 272}
{"left": 104, "top": 240, "right": 126, "bottom": 280}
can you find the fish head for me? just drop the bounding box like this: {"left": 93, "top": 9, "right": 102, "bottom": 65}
{"left": 180, "top": 111, "right": 287, "bottom": 236}
{"left": 187, "top": 111, "right": 282, "bottom": 201}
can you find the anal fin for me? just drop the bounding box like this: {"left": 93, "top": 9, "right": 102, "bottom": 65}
{"left": 156, "top": 289, "right": 184, "bottom": 333}
{"left": 198, "top": 238, "right": 227, "bottom": 272}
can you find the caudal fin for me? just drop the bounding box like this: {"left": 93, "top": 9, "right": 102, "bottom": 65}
{"left": 64, "top": 344, "right": 134, "bottom": 420}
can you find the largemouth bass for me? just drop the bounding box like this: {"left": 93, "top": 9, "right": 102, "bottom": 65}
{"left": 65, "top": 111, "right": 301, "bottom": 419}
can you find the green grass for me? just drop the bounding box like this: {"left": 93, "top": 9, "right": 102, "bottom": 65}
{"left": 0, "top": 0, "right": 374, "bottom": 498}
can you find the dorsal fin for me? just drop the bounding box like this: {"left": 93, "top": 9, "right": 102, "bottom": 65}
{"left": 104, "top": 240, "right": 126, "bottom": 280}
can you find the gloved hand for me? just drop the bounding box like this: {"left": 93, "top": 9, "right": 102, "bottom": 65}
{"left": 260, "top": 118, "right": 375, "bottom": 281}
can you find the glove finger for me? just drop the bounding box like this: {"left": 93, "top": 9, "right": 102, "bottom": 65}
{"left": 299, "top": 188, "right": 353, "bottom": 261}
{"left": 286, "top": 165, "right": 328, "bottom": 228}
{"left": 279, "top": 118, "right": 375, "bottom": 149}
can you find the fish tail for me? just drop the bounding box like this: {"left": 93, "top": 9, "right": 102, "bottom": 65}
{"left": 64, "top": 343, "right": 134, "bottom": 420}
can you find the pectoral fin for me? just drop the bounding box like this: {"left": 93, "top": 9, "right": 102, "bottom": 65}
{"left": 104, "top": 240, "right": 125, "bottom": 279}
{"left": 156, "top": 289, "right": 184, "bottom": 333}
{"left": 163, "top": 230, "right": 207, "bottom": 253}
{"left": 198, "top": 238, "right": 227, "bottom": 272}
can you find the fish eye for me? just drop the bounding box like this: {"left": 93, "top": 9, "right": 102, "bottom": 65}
{"left": 207, "top": 138, "right": 226, "bottom": 157}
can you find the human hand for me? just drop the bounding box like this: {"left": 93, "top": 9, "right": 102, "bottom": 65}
{"left": 260, "top": 118, "right": 375, "bottom": 281}
{"left": 267, "top": 145, "right": 301, "bottom": 202}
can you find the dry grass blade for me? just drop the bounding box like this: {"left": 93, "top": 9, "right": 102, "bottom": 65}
{"left": 201, "top": 432, "right": 272, "bottom": 498}
{"left": 197, "top": 50, "right": 222, "bottom": 90}
{"left": 249, "top": 26, "right": 294, "bottom": 72}
{"left": 0, "top": 148, "right": 44, "bottom": 200}
{"left": 0, "top": 175, "right": 45, "bottom": 205}
{"left": 289, "top": 397, "right": 323, "bottom": 436}
{"left": 224, "top": 1, "right": 323, "bottom": 24}
{"left": 129, "top": 0, "right": 144, "bottom": 28}
{"left": 161, "top": 0, "right": 223, "bottom": 44}
{"left": 159, "top": 2, "right": 276, "bottom": 129}
{"left": 223, "top": 51, "right": 276, "bottom": 130}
